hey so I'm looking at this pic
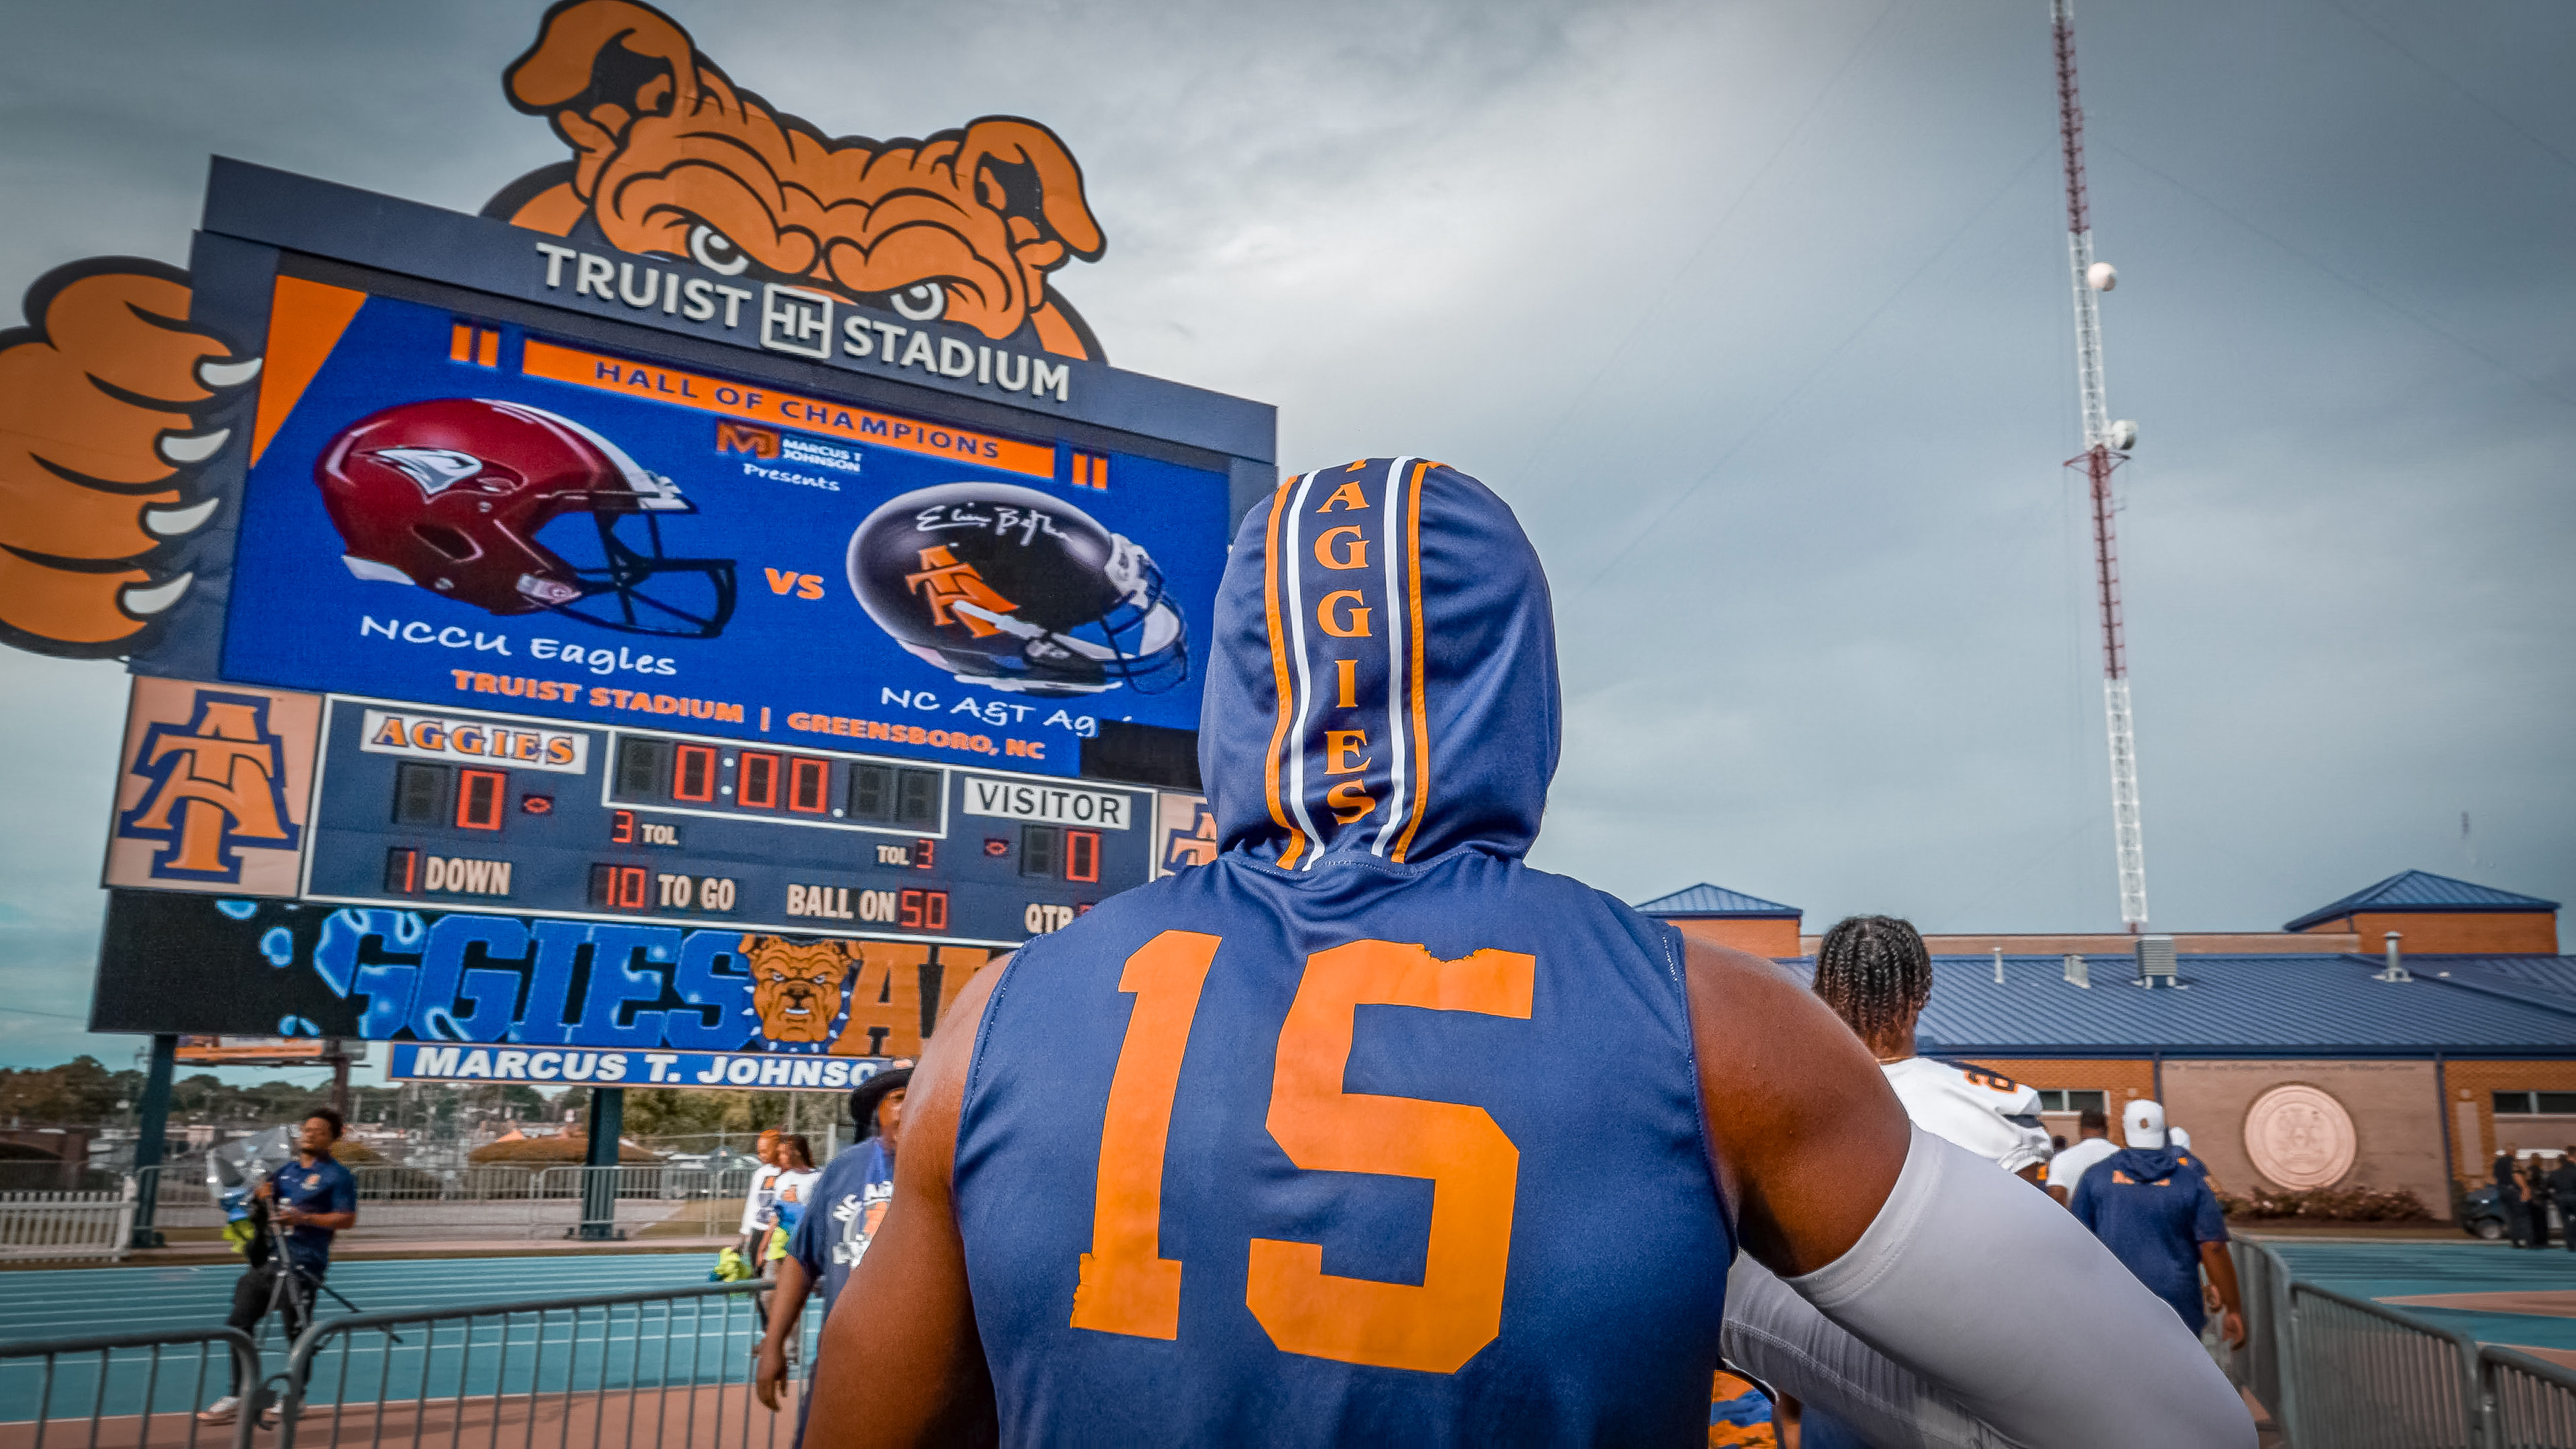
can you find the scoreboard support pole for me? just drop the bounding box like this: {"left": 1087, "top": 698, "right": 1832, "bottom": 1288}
{"left": 325, "top": 1040, "right": 352, "bottom": 1120}
{"left": 580, "top": 1088, "right": 625, "bottom": 1242}
{"left": 129, "top": 1034, "right": 176, "bottom": 1250}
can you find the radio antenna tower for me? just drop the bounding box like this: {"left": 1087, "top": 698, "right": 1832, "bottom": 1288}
{"left": 2051, "top": 0, "right": 2148, "bottom": 931}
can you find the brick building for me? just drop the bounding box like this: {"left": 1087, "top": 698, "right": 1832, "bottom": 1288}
{"left": 1641, "top": 869, "right": 2572, "bottom": 1220}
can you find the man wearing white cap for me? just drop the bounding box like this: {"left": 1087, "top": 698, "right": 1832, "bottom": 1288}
{"left": 2074, "top": 1100, "right": 2245, "bottom": 1355}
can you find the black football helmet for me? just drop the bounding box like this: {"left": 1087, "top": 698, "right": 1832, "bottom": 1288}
{"left": 847, "top": 482, "right": 1187, "bottom": 696}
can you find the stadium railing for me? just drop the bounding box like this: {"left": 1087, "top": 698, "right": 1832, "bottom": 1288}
{"left": 270, "top": 1279, "right": 820, "bottom": 1448}
{"left": 138, "top": 1163, "right": 755, "bottom": 1246}
{"left": 2485, "top": 1344, "right": 2576, "bottom": 1449}
{"left": 0, "top": 1178, "right": 137, "bottom": 1261}
{"left": 2282, "top": 1278, "right": 2483, "bottom": 1448}
{"left": 2236, "top": 1239, "right": 2576, "bottom": 1449}
{"left": 0, "top": 1325, "right": 261, "bottom": 1448}
{"left": 2231, "top": 1238, "right": 2290, "bottom": 1424}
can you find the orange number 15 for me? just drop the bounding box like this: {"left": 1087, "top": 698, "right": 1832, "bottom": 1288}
{"left": 1070, "top": 931, "right": 1536, "bottom": 1375}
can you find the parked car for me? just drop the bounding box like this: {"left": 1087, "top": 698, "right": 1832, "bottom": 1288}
{"left": 2461, "top": 1148, "right": 2567, "bottom": 1240}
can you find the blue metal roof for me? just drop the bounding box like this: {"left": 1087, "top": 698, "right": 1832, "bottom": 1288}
{"left": 1780, "top": 953, "right": 2576, "bottom": 1058}
{"left": 2284, "top": 870, "right": 2561, "bottom": 932}
{"left": 2407, "top": 955, "right": 2576, "bottom": 1016}
{"left": 1633, "top": 883, "right": 1801, "bottom": 918}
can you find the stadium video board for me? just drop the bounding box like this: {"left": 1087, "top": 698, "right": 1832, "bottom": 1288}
{"left": 82, "top": 159, "right": 1271, "bottom": 1083}
{"left": 214, "top": 282, "right": 1226, "bottom": 775}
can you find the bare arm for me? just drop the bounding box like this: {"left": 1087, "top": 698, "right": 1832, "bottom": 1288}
{"left": 804, "top": 957, "right": 1009, "bottom": 1449}
{"left": 1684, "top": 938, "right": 1911, "bottom": 1273}
{"left": 755, "top": 1255, "right": 812, "bottom": 1411}
{"left": 2200, "top": 1241, "right": 2246, "bottom": 1348}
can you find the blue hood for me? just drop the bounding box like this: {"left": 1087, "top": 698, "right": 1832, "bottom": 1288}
{"left": 1199, "top": 458, "right": 1558, "bottom": 868}
{"left": 2105, "top": 1146, "right": 2192, "bottom": 1184}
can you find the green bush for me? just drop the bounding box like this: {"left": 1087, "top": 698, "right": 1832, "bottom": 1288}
{"left": 2215, "top": 1182, "right": 2430, "bottom": 1222}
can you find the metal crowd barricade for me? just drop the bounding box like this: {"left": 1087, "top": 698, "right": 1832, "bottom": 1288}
{"left": 0, "top": 1327, "right": 260, "bottom": 1448}
{"left": 2231, "top": 1239, "right": 2289, "bottom": 1424}
{"left": 2282, "top": 1279, "right": 2483, "bottom": 1448}
{"left": 2485, "top": 1345, "right": 2576, "bottom": 1449}
{"left": 273, "top": 1280, "right": 820, "bottom": 1448}
{"left": 2158, "top": 1240, "right": 2576, "bottom": 1449}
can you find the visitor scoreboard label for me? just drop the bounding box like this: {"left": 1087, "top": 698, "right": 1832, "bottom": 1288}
{"left": 959, "top": 776, "right": 1134, "bottom": 828}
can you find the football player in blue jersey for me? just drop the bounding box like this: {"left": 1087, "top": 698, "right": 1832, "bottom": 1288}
{"left": 806, "top": 460, "right": 2253, "bottom": 1447}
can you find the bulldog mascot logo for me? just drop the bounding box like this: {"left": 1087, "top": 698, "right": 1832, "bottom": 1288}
{"left": 0, "top": 0, "right": 1105, "bottom": 659}
{"left": 744, "top": 934, "right": 862, "bottom": 1045}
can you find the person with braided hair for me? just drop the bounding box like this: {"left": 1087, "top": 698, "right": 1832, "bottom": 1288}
{"left": 1815, "top": 914, "right": 2055, "bottom": 1187}
{"left": 1762, "top": 918, "right": 2063, "bottom": 1448}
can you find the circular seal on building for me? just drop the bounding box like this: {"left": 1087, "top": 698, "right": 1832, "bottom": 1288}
{"left": 2243, "top": 1084, "right": 2357, "bottom": 1190}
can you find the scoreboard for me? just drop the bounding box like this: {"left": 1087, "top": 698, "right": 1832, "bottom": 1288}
{"left": 83, "top": 158, "right": 1270, "bottom": 1086}
{"left": 304, "top": 694, "right": 1155, "bottom": 946}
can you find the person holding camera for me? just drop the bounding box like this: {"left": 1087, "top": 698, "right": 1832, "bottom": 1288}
{"left": 199, "top": 1108, "right": 358, "bottom": 1426}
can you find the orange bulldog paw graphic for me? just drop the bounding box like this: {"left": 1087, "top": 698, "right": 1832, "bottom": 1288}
{"left": 488, "top": 0, "right": 1109, "bottom": 361}
{"left": 0, "top": 258, "right": 257, "bottom": 657}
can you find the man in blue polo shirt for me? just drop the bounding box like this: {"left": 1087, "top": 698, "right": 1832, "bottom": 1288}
{"left": 200, "top": 1108, "right": 358, "bottom": 1425}
{"left": 755, "top": 1064, "right": 908, "bottom": 1442}
{"left": 2073, "top": 1099, "right": 2244, "bottom": 1354}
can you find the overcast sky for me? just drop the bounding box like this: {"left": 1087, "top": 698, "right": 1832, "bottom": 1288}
{"left": 1, "top": 0, "right": 2569, "bottom": 1073}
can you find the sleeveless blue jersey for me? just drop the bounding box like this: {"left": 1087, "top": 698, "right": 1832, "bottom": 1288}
{"left": 953, "top": 459, "right": 1733, "bottom": 1445}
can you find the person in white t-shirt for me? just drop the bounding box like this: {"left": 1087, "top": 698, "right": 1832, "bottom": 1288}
{"left": 739, "top": 1128, "right": 784, "bottom": 1260}
{"left": 762, "top": 1134, "right": 821, "bottom": 1269}
{"left": 1813, "top": 915, "right": 2055, "bottom": 1185}
{"left": 2049, "top": 1108, "right": 2119, "bottom": 1206}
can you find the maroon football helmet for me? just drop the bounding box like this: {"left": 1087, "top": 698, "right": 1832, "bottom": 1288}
{"left": 316, "top": 398, "right": 736, "bottom": 637}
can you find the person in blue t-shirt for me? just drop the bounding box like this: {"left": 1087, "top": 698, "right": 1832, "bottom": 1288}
{"left": 756, "top": 1064, "right": 909, "bottom": 1442}
{"left": 199, "top": 1108, "right": 358, "bottom": 1426}
{"left": 2072, "top": 1100, "right": 2244, "bottom": 1352}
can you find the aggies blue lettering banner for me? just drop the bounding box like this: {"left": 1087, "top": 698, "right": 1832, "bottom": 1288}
{"left": 89, "top": 890, "right": 987, "bottom": 1068}
{"left": 389, "top": 1042, "right": 898, "bottom": 1092}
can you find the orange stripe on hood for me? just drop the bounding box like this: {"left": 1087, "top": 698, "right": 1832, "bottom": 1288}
{"left": 1259, "top": 481, "right": 1303, "bottom": 868}
{"left": 1392, "top": 460, "right": 1434, "bottom": 862}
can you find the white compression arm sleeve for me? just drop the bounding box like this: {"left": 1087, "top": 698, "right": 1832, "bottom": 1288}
{"left": 1770, "top": 1126, "right": 2253, "bottom": 1448}
{"left": 1724, "top": 1255, "right": 2015, "bottom": 1449}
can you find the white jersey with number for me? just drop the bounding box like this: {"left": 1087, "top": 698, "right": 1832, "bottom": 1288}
{"left": 1882, "top": 1057, "right": 2054, "bottom": 1176}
